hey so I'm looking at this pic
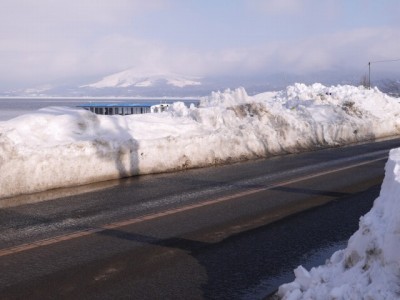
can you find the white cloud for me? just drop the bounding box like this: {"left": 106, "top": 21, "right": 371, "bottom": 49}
{"left": 0, "top": 0, "right": 166, "bottom": 26}
{"left": 164, "top": 27, "right": 400, "bottom": 77}
{"left": 2, "top": 26, "right": 400, "bottom": 87}
{"left": 250, "top": 0, "right": 306, "bottom": 14}
{"left": 0, "top": 1, "right": 399, "bottom": 89}
{"left": 247, "top": 0, "right": 338, "bottom": 16}
{"left": 0, "top": 0, "right": 169, "bottom": 86}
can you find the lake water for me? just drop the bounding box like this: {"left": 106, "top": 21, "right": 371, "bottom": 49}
{"left": 0, "top": 98, "right": 199, "bottom": 121}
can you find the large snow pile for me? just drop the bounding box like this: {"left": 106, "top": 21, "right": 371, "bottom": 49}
{"left": 276, "top": 148, "right": 400, "bottom": 299}
{"left": 1, "top": 83, "right": 400, "bottom": 199}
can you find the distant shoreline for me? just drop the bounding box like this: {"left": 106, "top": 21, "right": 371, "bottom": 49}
{"left": 0, "top": 96, "right": 200, "bottom": 100}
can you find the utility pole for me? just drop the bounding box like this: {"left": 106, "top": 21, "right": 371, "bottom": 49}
{"left": 368, "top": 62, "right": 371, "bottom": 89}
{"left": 368, "top": 58, "right": 400, "bottom": 90}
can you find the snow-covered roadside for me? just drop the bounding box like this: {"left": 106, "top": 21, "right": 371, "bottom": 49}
{"left": 1, "top": 83, "right": 400, "bottom": 199}
{"left": 276, "top": 147, "right": 400, "bottom": 300}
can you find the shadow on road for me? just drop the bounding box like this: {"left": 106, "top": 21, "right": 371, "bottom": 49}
{"left": 91, "top": 184, "right": 379, "bottom": 299}
{"left": 0, "top": 180, "right": 381, "bottom": 299}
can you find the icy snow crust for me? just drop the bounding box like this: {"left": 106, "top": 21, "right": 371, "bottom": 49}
{"left": 1, "top": 83, "right": 400, "bottom": 199}
{"left": 277, "top": 148, "right": 400, "bottom": 300}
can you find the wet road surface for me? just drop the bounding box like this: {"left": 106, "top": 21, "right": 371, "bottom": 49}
{"left": 0, "top": 138, "right": 399, "bottom": 299}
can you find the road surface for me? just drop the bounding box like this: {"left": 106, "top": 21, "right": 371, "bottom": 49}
{"left": 1, "top": 138, "right": 399, "bottom": 299}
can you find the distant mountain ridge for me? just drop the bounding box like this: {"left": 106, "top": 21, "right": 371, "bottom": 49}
{"left": 82, "top": 69, "right": 202, "bottom": 89}
{"left": 2, "top": 69, "right": 399, "bottom": 98}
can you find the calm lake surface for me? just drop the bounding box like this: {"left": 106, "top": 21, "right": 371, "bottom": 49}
{"left": 0, "top": 98, "right": 199, "bottom": 121}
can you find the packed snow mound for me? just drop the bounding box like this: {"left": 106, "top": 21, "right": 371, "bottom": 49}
{"left": 277, "top": 148, "right": 400, "bottom": 299}
{"left": 1, "top": 83, "right": 400, "bottom": 199}
{"left": 82, "top": 69, "right": 202, "bottom": 88}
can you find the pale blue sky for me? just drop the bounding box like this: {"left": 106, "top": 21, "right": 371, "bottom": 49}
{"left": 1, "top": 0, "right": 400, "bottom": 88}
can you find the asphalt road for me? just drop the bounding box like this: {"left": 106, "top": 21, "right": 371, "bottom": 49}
{"left": 1, "top": 138, "right": 400, "bottom": 299}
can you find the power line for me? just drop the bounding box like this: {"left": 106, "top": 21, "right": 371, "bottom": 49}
{"left": 368, "top": 58, "right": 400, "bottom": 89}
{"left": 370, "top": 58, "right": 400, "bottom": 64}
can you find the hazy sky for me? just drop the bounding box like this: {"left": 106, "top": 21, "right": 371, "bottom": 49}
{"left": 1, "top": 0, "right": 400, "bottom": 88}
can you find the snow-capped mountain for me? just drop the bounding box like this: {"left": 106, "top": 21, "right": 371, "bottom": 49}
{"left": 82, "top": 69, "right": 202, "bottom": 89}
{"left": 4, "top": 69, "right": 398, "bottom": 98}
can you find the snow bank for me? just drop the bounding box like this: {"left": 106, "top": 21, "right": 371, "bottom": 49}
{"left": 276, "top": 148, "right": 400, "bottom": 299}
{"left": 1, "top": 83, "right": 400, "bottom": 199}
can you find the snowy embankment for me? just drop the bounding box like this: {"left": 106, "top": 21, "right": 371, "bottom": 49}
{"left": 276, "top": 148, "right": 400, "bottom": 299}
{"left": 1, "top": 83, "right": 400, "bottom": 199}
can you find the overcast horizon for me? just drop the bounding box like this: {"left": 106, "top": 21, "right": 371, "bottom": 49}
{"left": 1, "top": 0, "right": 400, "bottom": 91}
